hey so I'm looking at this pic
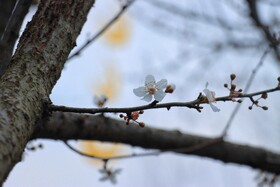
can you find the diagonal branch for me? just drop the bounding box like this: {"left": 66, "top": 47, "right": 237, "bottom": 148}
{"left": 67, "top": 0, "right": 136, "bottom": 61}
{"left": 246, "top": 0, "right": 280, "bottom": 62}
{"left": 33, "top": 112, "right": 280, "bottom": 174}
{"left": 0, "top": 0, "right": 32, "bottom": 77}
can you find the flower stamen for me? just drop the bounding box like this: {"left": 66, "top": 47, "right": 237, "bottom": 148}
{"left": 147, "top": 87, "right": 156, "bottom": 94}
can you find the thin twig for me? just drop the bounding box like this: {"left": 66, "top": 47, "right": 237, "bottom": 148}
{"left": 221, "top": 47, "right": 271, "bottom": 136}
{"left": 49, "top": 85, "right": 280, "bottom": 115}
{"left": 63, "top": 137, "right": 222, "bottom": 160}
{"left": 67, "top": 0, "right": 136, "bottom": 61}
{"left": 246, "top": 0, "right": 280, "bottom": 62}
{"left": 142, "top": 0, "right": 247, "bottom": 31}
{"left": 0, "top": 0, "right": 20, "bottom": 41}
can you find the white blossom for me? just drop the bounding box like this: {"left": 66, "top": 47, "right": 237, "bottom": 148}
{"left": 94, "top": 94, "right": 107, "bottom": 107}
{"left": 203, "top": 82, "right": 220, "bottom": 112}
{"left": 99, "top": 168, "right": 122, "bottom": 184}
{"left": 133, "top": 75, "right": 167, "bottom": 102}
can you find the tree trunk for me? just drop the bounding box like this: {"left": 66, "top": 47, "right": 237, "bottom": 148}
{"left": 0, "top": 0, "right": 95, "bottom": 184}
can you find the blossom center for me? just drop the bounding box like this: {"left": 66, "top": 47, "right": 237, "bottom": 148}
{"left": 147, "top": 87, "right": 156, "bottom": 94}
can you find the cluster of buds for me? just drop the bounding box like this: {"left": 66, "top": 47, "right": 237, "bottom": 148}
{"left": 248, "top": 92, "right": 268, "bottom": 111}
{"left": 119, "top": 110, "right": 145, "bottom": 127}
{"left": 224, "top": 74, "right": 243, "bottom": 103}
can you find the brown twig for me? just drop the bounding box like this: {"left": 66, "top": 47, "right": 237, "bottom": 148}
{"left": 142, "top": 0, "right": 247, "bottom": 31}
{"left": 246, "top": 0, "right": 280, "bottom": 62}
{"left": 0, "top": 0, "right": 32, "bottom": 77}
{"left": 63, "top": 137, "right": 222, "bottom": 160}
{"left": 67, "top": 0, "right": 135, "bottom": 61}
{"left": 49, "top": 85, "right": 280, "bottom": 115}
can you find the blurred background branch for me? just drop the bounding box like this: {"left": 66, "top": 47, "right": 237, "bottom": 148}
{"left": 33, "top": 112, "right": 280, "bottom": 174}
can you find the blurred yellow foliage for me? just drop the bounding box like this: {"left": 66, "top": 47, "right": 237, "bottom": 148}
{"left": 94, "top": 65, "right": 121, "bottom": 101}
{"left": 79, "top": 141, "right": 125, "bottom": 166}
{"left": 81, "top": 64, "right": 124, "bottom": 166}
{"left": 103, "top": 16, "right": 132, "bottom": 46}
{"left": 80, "top": 141, "right": 124, "bottom": 158}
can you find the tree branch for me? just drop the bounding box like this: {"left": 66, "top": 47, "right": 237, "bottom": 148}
{"left": 0, "top": 0, "right": 17, "bottom": 36}
{"left": 67, "top": 0, "right": 135, "bottom": 61}
{"left": 49, "top": 85, "right": 280, "bottom": 115}
{"left": 246, "top": 0, "right": 280, "bottom": 62}
{"left": 0, "top": 0, "right": 32, "bottom": 77}
{"left": 33, "top": 112, "right": 280, "bottom": 174}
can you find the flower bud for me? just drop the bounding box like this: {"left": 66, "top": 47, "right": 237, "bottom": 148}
{"left": 139, "top": 122, "right": 145, "bottom": 128}
{"left": 262, "top": 106, "right": 268, "bottom": 110}
{"left": 94, "top": 94, "right": 107, "bottom": 107}
{"left": 224, "top": 83, "right": 228, "bottom": 88}
{"left": 165, "top": 83, "right": 176, "bottom": 93}
{"left": 261, "top": 92, "right": 268, "bottom": 99}
{"left": 131, "top": 111, "right": 139, "bottom": 120}
{"left": 230, "top": 74, "right": 236, "bottom": 80}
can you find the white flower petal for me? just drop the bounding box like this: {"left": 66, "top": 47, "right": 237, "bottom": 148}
{"left": 99, "top": 169, "right": 107, "bottom": 174}
{"left": 142, "top": 94, "right": 153, "bottom": 102}
{"left": 145, "top": 75, "right": 156, "bottom": 88}
{"left": 113, "top": 169, "right": 122, "bottom": 174}
{"left": 203, "top": 88, "right": 210, "bottom": 96}
{"left": 100, "top": 94, "right": 107, "bottom": 101}
{"left": 156, "top": 79, "right": 167, "bottom": 90}
{"left": 133, "top": 87, "right": 147, "bottom": 97}
{"left": 209, "top": 103, "right": 220, "bottom": 112}
{"left": 211, "top": 91, "right": 216, "bottom": 98}
{"left": 205, "top": 82, "right": 209, "bottom": 89}
{"left": 154, "top": 90, "right": 166, "bottom": 102}
{"left": 203, "top": 88, "right": 215, "bottom": 102}
{"left": 99, "top": 176, "right": 109, "bottom": 181}
{"left": 110, "top": 176, "right": 117, "bottom": 184}
{"left": 94, "top": 96, "right": 99, "bottom": 104}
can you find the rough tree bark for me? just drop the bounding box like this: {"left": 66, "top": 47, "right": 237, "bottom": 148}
{"left": 0, "top": 0, "right": 95, "bottom": 184}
